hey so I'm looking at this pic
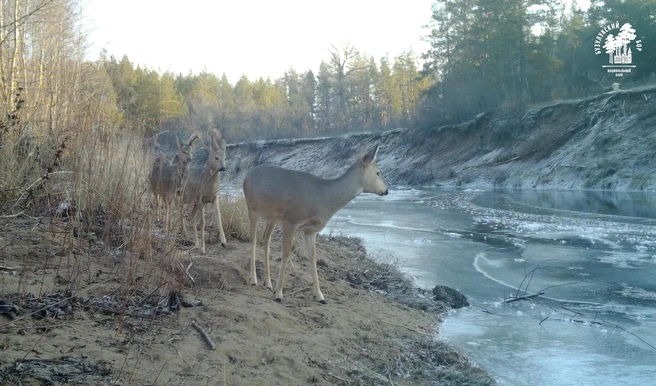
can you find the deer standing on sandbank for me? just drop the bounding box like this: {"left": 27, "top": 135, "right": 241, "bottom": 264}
{"left": 149, "top": 134, "right": 197, "bottom": 232}
{"left": 181, "top": 129, "right": 227, "bottom": 253}
{"left": 243, "top": 145, "right": 388, "bottom": 304}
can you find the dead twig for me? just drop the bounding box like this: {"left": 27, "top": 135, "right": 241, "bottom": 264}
{"left": 198, "top": 373, "right": 221, "bottom": 382}
{"left": 138, "top": 282, "right": 166, "bottom": 307}
{"left": 473, "top": 304, "right": 495, "bottom": 314}
{"left": 325, "top": 372, "right": 350, "bottom": 384}
{"left": 561, "top": 305, "right": 584, "bottom": 321}
{"left": 191, "top": 320, "right": 216, "bottom": 350}
{"left": 11, "top": 171, "right": 73, "bottom": 211}
{"left": 0, "top": 210, "right": 26, "bottom": 218}
{"left": 379, "top": 320, "right": 432, "bottom": 336}
{"left": 597, "top": 317, "right": 656, "bottom": 351}
{"left": 177, "top": 260, "right": 195, "bottom": 286}
{"left": 515, "top": 259, "right": 557, "bottom": 298}
{"left": 505, "top": 292, "right": 545, "bottom": 303}
{"left": 287, "top": 286, "right": 311, "bottom": 297}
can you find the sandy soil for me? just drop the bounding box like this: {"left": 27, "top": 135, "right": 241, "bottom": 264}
{"left": 0, "top": 215, "right": 494, "bottom": 385}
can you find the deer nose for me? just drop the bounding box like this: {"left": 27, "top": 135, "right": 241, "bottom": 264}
{"left": 219, "top": 167, "right": 226, "bottom": 172}
{"left": 382, "top": 189, "right": 389, "bottom": 196}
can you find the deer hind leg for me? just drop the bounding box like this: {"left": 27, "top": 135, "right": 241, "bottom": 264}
{"left": 305, "top": 232, "right": 326, "bottom": 304}
{"left": 212, "top": 195, "right": 226, "bottom": 247}
{"left": 262, "top": 222, "right": 275, "bottom": 289}
{"left": 274, "top": 222, "right": 294, "bottom": 302}
{"left": 249, "top": 212, "right": 259, "bottom": 286}
{"left": 199, "top": 205, "right": 206, "bottom": 254}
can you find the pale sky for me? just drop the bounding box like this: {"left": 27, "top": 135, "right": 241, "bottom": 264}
{"left": 82, "top": 0, "right": 435, "bottom": 83}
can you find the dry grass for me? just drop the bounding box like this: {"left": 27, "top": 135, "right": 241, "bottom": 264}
{"left": 0, "top": 127, "right": 224, "bottom": 296}
{"left": 218, "top": 195, "right": 251, "bottom": 242}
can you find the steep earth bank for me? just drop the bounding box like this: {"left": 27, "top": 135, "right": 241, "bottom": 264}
{"left": 221, "top": 86, "right": 656, "bottom": 191}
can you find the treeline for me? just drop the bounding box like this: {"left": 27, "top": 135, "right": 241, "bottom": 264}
{"left": 0, "top": 0, "right": 655, "bottom": 148}
{"left": 100, "top": 45, "right": 429, "bottom": 141}
{"left": 421, "top": 0, "right": 656, "bottom": 124}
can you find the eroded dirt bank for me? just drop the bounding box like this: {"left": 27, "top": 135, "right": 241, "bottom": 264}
{"left": 222, "top": 86, "right": 656, "bottom": 191}
{"left": 0, "top": 217, "right": 494, "bottom": 385}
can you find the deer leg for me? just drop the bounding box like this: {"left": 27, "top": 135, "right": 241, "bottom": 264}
{"left": 179, "top": 196, "right": 186, "bottom": 237}
{"left": 249, "top": 213, "right": 259, "bottom": 286}
{"left": 200, "top": 205, "right": 206, "bottom": 254}
{"left": 164, "top": 198, "right": 171, "bottom": 233}
{"left": 274, "top": 222, "right": 294, "bottom": 302}
{"left": 212, "top": 196, "right": 226, "bottom": 247}
{"left": 189, "top": 200, "right": 201, "bottom": 250}
{"left": 262, "top": 222, "right": 275, "bottom": 289}
{"left": 305, "top": 232, "right": 326, "bottom": 304}
{"left": 155, "top": 194, "right": 161, "bottom": 222}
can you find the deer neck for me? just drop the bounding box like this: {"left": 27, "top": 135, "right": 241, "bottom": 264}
{"left": 200, "top": 163, "right": 221, "bottom": 191}
{"left": 323, "top": 162, "right": 363, "bottom": 215}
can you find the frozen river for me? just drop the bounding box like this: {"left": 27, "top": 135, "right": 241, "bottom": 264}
{"left": 321, "top": 188, "right": 656, "bottom": 386}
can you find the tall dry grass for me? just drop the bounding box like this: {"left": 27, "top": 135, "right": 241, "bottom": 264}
{"left": 0, "top": 123, "right": 252, "bottom": 302}
{"left": 218, "top": 195, "right": 251, "bottom": 242}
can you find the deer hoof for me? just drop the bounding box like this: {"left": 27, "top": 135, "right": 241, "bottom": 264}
{"left": 319, "top": 299, "right": 328, "bottom": 305}
{"left": 221, "top": 243, "right": 226, "bottom": 248}
{"left": 274, "top": 298, "right": 282, "bottom": 303}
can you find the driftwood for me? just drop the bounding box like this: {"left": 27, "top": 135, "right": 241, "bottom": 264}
{"left": 191, "top": 320, "right": 216, "bottom": 350}
{"left": 505, "top": 292, "right": 545, "bottom": 303}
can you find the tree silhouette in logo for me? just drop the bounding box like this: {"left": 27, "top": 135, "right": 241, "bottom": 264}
{"left": 604, "top": 23, "right": 636, "bottom": 64}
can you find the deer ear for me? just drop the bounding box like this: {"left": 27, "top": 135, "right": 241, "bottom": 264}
{"left": 218, "top": 138, "right": 227, "bottom": 151}
{"left": 210, "top": 130, "right": 223, "bottom": 148}
{"left": 361, "top": 145, "right": 379, "bottom": 165}
{"left": 187, "top": 135, "right": 198, "bottom": 147}
{"left": 213, "top": 129, "right": 223, "bottom": 141}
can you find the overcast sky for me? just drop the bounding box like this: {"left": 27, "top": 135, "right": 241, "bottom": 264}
{"left": 82, "top": 0, "right": 436, "bottom": 83}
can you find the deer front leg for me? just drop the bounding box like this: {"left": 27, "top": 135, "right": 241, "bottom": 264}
{"left": 274, "top": 223, "right": 294, "bottom": 302}
{"left": 189, "top": 200, "right": 201, "bottom": 251}
{"left": 305, "top": 232, "right": 326, "bottom": 304}
{"left": 263, "top": 222, "right": 275, "bottom": 289}
{"left": 249, "top": 214, "right": 259, "bottom": 286}
{"left": 212, "top": 196, "right": 226, "bottom": 247}
{"left": 200, "top": 205, "right": 206, "bottom": 254}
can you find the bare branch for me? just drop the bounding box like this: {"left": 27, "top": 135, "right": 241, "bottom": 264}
{"left": 191, "top": 320, "right": 216, "bottom": 350}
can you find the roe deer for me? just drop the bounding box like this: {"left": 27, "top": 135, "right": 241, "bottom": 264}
{"left": 243, "top": 145, "right": 388, "bottom": 304}
{"left": 182, "top": 129, "right": 227, "bottom": 253}
{"left": 149, "top": 134, "right": 197, "bottom": 232}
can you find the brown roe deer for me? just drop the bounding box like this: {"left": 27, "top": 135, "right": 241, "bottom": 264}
{"left": 243, "top": 145, "right": 388, "bottom": 304}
